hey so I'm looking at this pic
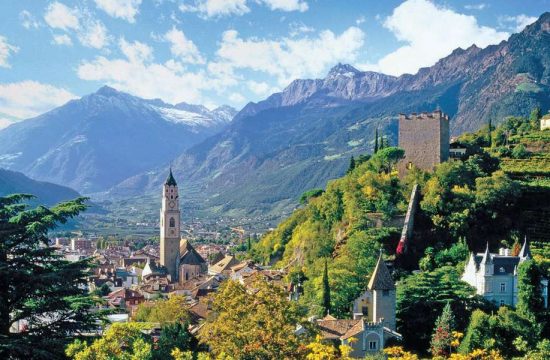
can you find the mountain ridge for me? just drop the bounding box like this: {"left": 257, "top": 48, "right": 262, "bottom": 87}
{"left": 0, "top": 87, "right": 237, "bottom": 193}
{"left": 106, "top": 13, "right": 550, "bottom": 221}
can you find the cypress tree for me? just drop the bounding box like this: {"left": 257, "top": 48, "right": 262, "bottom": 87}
{"left": 347, "top": 156, "right": 356, "bottom": 174}
{"left": 321, "top": 258, "right": 331, "bottom": 316}
{"left": 374, "top": 128, "right": 379, "bottom": 153}
{"left": 488, "top": 118, "right": 493, "bottom": 147}
{"left": 517, "top": 260, "right": 544, "bottom": 325}
{"left": 247, "top": 236, "right": 252, "bottom": 252}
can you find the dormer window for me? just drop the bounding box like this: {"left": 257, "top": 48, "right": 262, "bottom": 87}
{"left": 499, "top": 267, "right": 505, "bottom": 273}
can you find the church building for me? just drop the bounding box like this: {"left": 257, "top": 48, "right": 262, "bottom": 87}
{"left": 159, "top": 169, "right": 206, "bottom": 283}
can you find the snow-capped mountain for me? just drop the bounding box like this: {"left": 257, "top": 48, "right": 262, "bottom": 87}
{"left": 0, "top": 86, "right": 237, "bottom": 193}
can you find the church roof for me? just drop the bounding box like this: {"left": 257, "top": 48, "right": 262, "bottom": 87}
{"left": 368, "top": 253, "right": 395, "bottom": 291}
{"left": 165, "top": 168, "right": 177, "bottom": 186}
{"left": 473, "top": 254, "right": 520, "bottom": 275}
{"left": 209, "top": 255, "right": 240, "bottom": 274}
{"left": 518, "top": 237, "right": 532, "bottom": 260}
{"left": 179, "top": 239, "right": 206, "bottom": 265}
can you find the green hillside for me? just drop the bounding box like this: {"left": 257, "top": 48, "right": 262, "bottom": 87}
{"left": 250, "top": 107, "right": 549, "bottom": 354}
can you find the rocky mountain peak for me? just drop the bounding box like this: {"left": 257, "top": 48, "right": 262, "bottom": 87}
{"left": 327, "top": 63, "right": 362, "bottom": 78}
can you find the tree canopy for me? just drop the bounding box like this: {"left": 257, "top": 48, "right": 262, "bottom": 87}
{"left": 0, "top": 194, "right": 100, "bottom": 359}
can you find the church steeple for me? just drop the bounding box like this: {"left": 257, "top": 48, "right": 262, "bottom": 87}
{"left": 165, "top": 167, "right": 177, "bottom": 186}
{"left": 160, "top": 168, "right": 180, "bottom": 281}
{"left": 518, "top": 236, "right": 532, "bottom": 261}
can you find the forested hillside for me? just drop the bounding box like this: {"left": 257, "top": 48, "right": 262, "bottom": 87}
{"left": 251, "top": 107, "right": 550, "bottom": 356}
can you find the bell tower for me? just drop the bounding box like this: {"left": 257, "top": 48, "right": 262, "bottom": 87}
{"left": 160, "top": 168, "right": 181, "bottom": 281}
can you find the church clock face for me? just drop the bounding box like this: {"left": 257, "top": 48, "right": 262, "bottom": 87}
{"left": 169, "top": 200, "right": 175, "bottom": 209}
{"left": 170, "top": 229, "right": 175, "bottom": 235}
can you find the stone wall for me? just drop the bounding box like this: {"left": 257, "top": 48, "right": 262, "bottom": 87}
{"left": 397, "top": 110, "right": 450, "bottom": 176}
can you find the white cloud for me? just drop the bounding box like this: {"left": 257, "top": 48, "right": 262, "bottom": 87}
{"left": 228, "top": 92, "right": 245, "bottom": 103}
{"left": 0, "top": 81, "right": 77, "bottom": 120}
{"left": 163, "top": 27, "right": 205, "bottom": 64}
{"left": 180, "top": 0, "right": 308, "bottom": 18}
{"left": 44, "top": 2, "right": 110, "bottom": 49}
{"left": 288, "top": 21, "right": 314, "bottom": 37}
{"left": 180, "top": 0, "right": 250, "bottom": 18}
{"left": 464, "top": 3, "right": 487, "bottom": 10}
{"left": 247, "top": 80, "right": 277, "bottom": 96}
{"left": 355, "top": 15, "right": 366, "bottom": 25}
{"left": 216, "top": 27, "right": 365, "bottom": 86}
{"left": 499, "top": 14, "right": 538, "bottom": 33}
{"left": 78, "top": 19, "right": 110, "bottom": 49}
{"left": 360, "top": 0, "right": 509, "bottom": 76}
{"left": 260, "top": 0, "right": 308, "bottom": 12}
{"left": 77, "top": 39, "right": 212, "bottom": 104}
{"left": 52, "top": 34, "right": 73, "bottom": 46}
{"left": 20, "top": 10, "right": 41, "bottom": 29}
{"left": 94, "top": 0, "right": 142, "bottom": 23}
{"left": 0, "top": 36, "right": 19, "bottom": 68}
{"left": 44, "top": 2, "right": 80, "bottom": 31}
{"left": 0, "top": 117, "right": 15, "bottom": 130}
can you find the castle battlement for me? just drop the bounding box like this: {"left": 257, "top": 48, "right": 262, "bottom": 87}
{"left": 399, "top": 110, "right": 449, "bottom": 121}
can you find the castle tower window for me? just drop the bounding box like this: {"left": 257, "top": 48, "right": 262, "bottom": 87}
{"left": 500, "top": 283, "right": 506, "bottom": 293}
{"left": 169, "top": 217, "right": 175, "bottom": 228}
{"left": 369, "top": 341, "right": 377, "bottom": 350}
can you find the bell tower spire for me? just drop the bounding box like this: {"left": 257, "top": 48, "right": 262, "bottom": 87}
{"left": 160, "top": 168, "right": 181, "bottom": 281}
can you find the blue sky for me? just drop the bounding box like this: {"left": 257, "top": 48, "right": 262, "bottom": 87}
{"left": 0, "top": 0, "right": 548, "bottom": 127}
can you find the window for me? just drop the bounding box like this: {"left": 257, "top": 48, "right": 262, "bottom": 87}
{"left": 169, "top": 217, "right": 175, "bottom": 227}
{"left": 406, "top": 162, "right": 413, "bottom": 170}
{"left": 500, "top": 283, "right": 506, "bottom": 293}
{"left": 499, "top": 267, "right": 505, "bottom": 273}
{"left": 500, "top": 300, "right": 505, "bottom": 306}
{"left": 369, "top": 341, "right": 377, "bottom": 350}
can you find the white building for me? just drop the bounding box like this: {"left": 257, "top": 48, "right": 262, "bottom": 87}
{"left": 461, "top": 240, "right": 548, "bottom": 308}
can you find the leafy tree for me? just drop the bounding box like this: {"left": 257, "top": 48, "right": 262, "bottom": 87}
{"left": 458, "top": 309, "right": 492, "bottom": 354}
{"left": 153, "top": 322, "right": 197, "bottom": 360}
{"left": 198, "top": 279, "right": 310, "bottom": 359}
{"left": 305, "top": 335, "right": 354, "bottom": 360}
{"left": 511, "top": 143, "right": 530, "bottom": 159}
{"left": 134, "top": 295, "right": 189, "bottom": 324}
{"left": 529, "top": 107, "right": 542, "bottom": 129}
{"left": 0, "top": 194, "right": 100, "bottom": 359}
{"left": 321, "top": 258, "right": 331, "bottom": 316}
{"left": 430, "top": 302, "right": 455, "bottom": 357}
{"left": 66, "top": 322, "right": 153, "bottom": 360}
{"left": 369, "top": 147, "right": 405, "bottom": 174}
{"left": 516, "top": 260, "right": 544, "bottom": 325}
{"left": 299, "top": 189, "right": 325, "bottom": 205}
{"left": 396, "top": 266, "right": 484, "bottom": 354}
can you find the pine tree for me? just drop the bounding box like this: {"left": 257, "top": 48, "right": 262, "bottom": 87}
{"left": 322, "top": 258, "right": 331, "bottom": 316}
{"left": 347, "top": 156, "right": 356, "bottom": 174}
{"left": 374, "top": 128, "right": 379, "bottom": 153}
{"left": 430, "top": 302, "right": 455, "bottom": 357}
{"left": 0, "top": 194, "right": 101, "bottom": 358}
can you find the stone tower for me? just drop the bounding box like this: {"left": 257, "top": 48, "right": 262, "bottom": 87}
{"left": 397, "top": 110, "right": 450, "bottom": 176}
{"left": 368, "top": 253, "right": 396, "bottom": 331}
{"left": 160, "top": 168, "right": 181, "bottom": 281}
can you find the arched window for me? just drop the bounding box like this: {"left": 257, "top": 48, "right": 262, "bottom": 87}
{"left": 169, "top": 217, "right": 175, "bottom": 227}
